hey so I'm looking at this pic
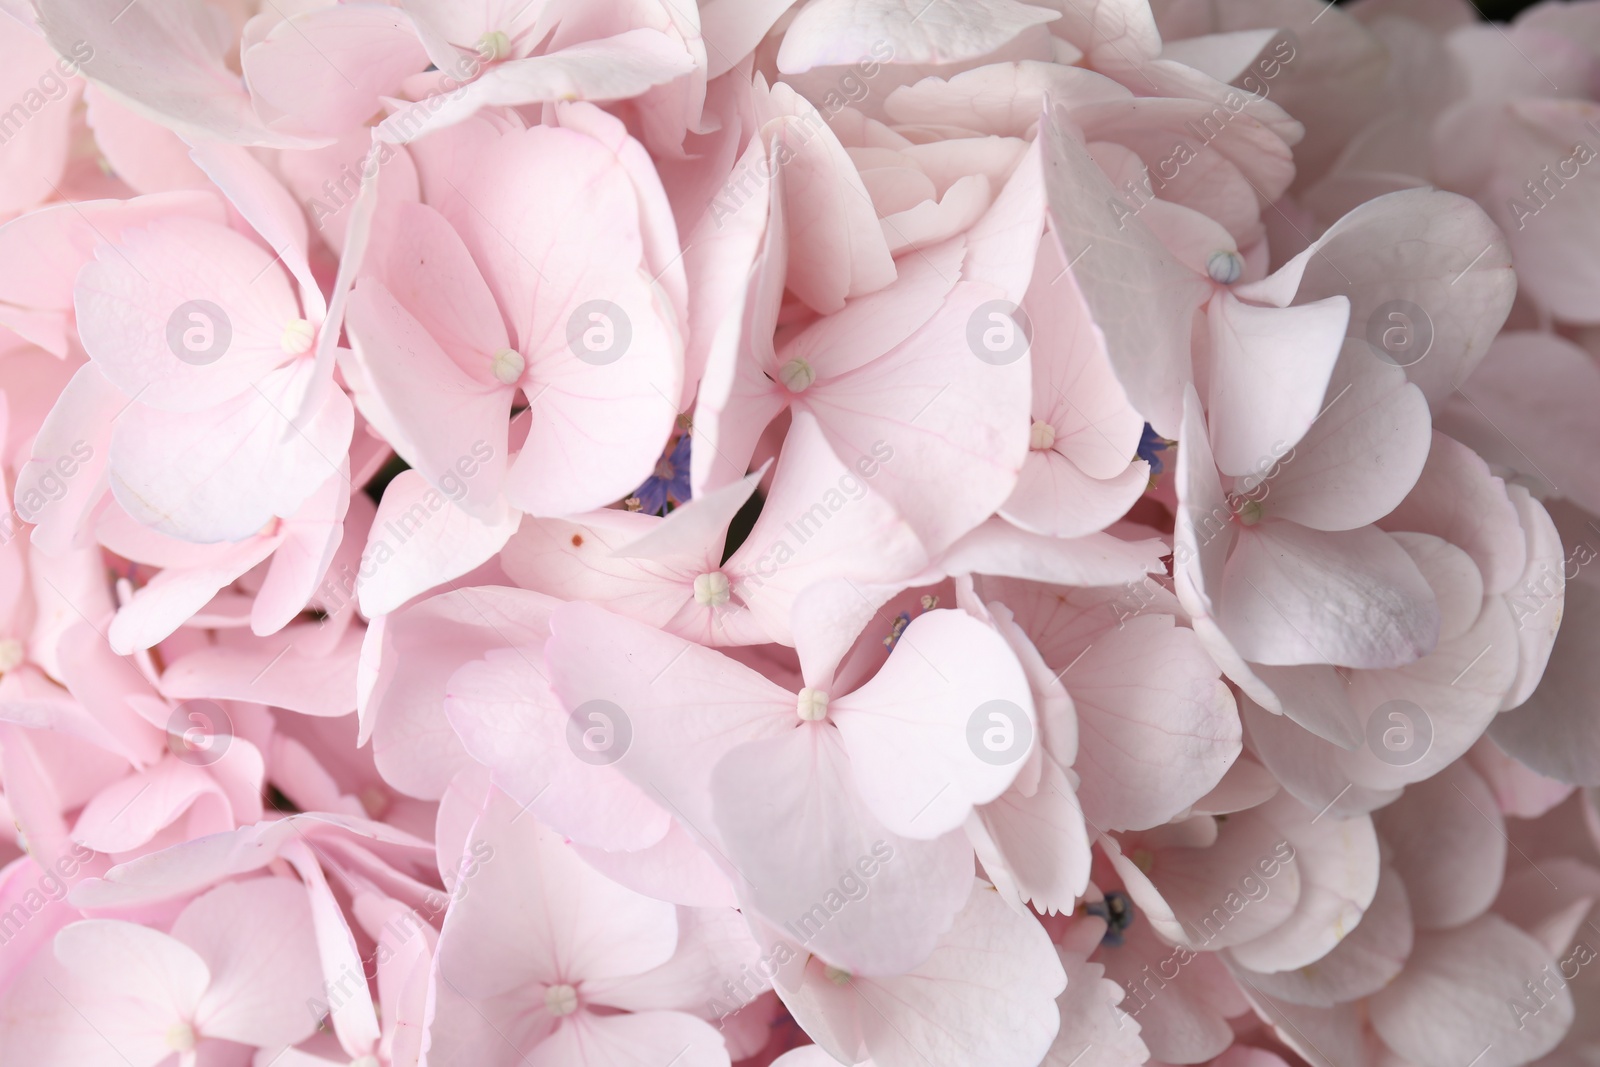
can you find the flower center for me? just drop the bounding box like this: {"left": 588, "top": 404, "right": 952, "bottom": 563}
{"left": 359, "top": 784, "right": 390, "bottom": 819}
{"left": 1230, "top": 496, "right": 1264, "bottom": 526}
{"left": 1085, "top": 890, "right": 1136, "bottom": 947}
{"left": 823, "top": 965, "right": 852, "bottom": 986}
{"left": 1206, "top": 250, "right": 1244, "bottom": 285}
{"left": 165, "top": 1022, "right": 197, "bottom": 1052}
{"left": 491, "top": 347, "right": 525, "bottom": 385}
{"left": 796, "top": 688, "right": 829, "bottom": 722}
{"left": 0, "top": 638, "right": 22, "bottom": 673}
{"left": 281, "top": 318, "right": 316, "bottom": 355}
{"left": 1029, "top": 420, "right": 1057, "bottom": 452}
{"left": 476, "top": 29, "right": 512, "bottom": 61}
{"left": 778, "top": 358, "right": 815, "bottom": 393}
{"left": 545, "top": 983, "right": 579, "bottom": 1017}
{"left": 693, "top": 571, "right": 731, "bottom": 607}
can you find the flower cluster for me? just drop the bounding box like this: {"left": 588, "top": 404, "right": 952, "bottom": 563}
{"left": 0, "top": 1, "right": 1598, "bottom": 1066}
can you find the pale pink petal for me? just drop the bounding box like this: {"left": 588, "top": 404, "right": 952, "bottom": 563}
{"left": 803, "top": 281, "right": 1031, "bottom": 554}
{"left": 177, "top": 876, "right": 324, "bottom": 1050}
{"left": 159, "top": 626, "right": 362, "bottom": 718}
{"left": 1220, "top": 522, "right": 1439, "bottom": 669}
{"left": 725, "top": 411, "right": 928, "bottom": 644}
{"left": 1369, "top": 915, "right": 1573, "bottom": 1067}
{"left": 357, "top": 471, "right": 519, "bottom": 617}
{"left": 777, "top": 0, "right": 1060, "bottom": 73}
{"left": 364, "top": 586, "right": 555, "bottom": 797}
{"left": 762, "top": 82, "right": 897, "bottom": 314}
{"left": 38, "top": 0, "right": 328, "bottom": 147}
{"left": 1227, "top": 792, "right": 1380, "bottom": 974}
{"left": 74, "top": 216, "right": 300, "bottom": 413}
{"left": 83, "top": 85, "right": 207, "bottom": 194}
{"left": 526, "top": 1009, "right": 731, "bottom": 1067}
{"left": 970, "top": 755, "right": 1092, "bottom": 915}
{"left": 343, "top": 278, "right": 512, "bottom": 520}
{"left": 1439, "top": 332, "right": 1600, "bottom": 519}
{"left": 1069, "top": 615, "right": 1241, "bottom": 831}
{"left": 1243, "top": 189, "right": 1515, "bottom": 410}
{"left": 108, "top": 362, "right": 352, "bottom": 544}
{"left": 378, "top": 31, "right": 697, "bottom": 143}
{"left": 1257, "top": 342, "right": 1432, "bottom": 532}
{"left": 0, "top": 22, "right": 81, "bottom": 215}
{"left": 1379, "top": 431, "right": 1526, "bottom": 597}
{"left": 1373, "top": 761, "right": 1504, "bottom": 930}
{"left": 432, "top": 788, "right": 678, "bottom": 1003}
{"left": 1206, "top": 294, "right": 1348, "bottom": 479}
{"left": 1230, "top": 854, "right": 1411, "bottom": 1007}
{"left": 833, "top": 609, "right": 1034, "bottom": 837}
{"left": 711, "top": 727, "right": 974, "bottom": 976}
{"left": 1042, "top": 113, "right": 1212, "bottom": 437}
{"left": 445, "top": 648, "right": 672, "bottom": 851}
{"left": 780, "top": 880, "right": 1066, "bottom": 1066}
{"left": 242, "top": 5, "right": 429, "bottom": 137}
